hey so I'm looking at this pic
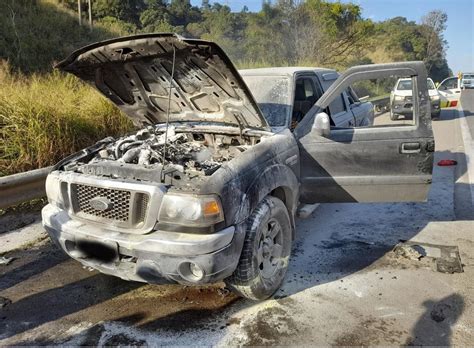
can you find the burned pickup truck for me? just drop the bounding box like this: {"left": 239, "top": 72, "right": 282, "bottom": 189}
{"left": 43, "top": 34, "right": 434, "bottom": 300}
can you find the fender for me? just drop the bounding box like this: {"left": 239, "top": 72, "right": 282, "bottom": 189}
{"left": 237, "top": 163, "right": 299, "bottom": 236}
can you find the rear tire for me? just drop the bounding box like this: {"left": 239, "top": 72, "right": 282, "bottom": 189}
{"left": 225, "top": 196, "right": 292, "bottom": 300}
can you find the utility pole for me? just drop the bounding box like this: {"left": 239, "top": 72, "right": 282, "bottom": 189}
{"left": 77, "top": 0, "right": 82, "bottom": 26}
{"left": 88, "top": 0, "right": 92, "bottom": 30}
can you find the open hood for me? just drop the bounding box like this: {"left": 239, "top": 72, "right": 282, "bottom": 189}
{"left": 56, "top": 33, "right": 269, "bottom": 131}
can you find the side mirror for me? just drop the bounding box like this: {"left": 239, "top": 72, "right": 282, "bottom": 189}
{"left": 313, "top": 112, "right": 330, "bottom": 137}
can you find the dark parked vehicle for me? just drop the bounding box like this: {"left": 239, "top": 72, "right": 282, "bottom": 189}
{"left": 43, "top": 34, "right": 434, "bottom": 300}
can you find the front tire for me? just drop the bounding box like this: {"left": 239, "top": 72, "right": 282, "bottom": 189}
{"left": 225, "top": 196, "right": 292, "bottom": 300}
{"left": 390, "top": 108, "right": 398, "bottom": 121}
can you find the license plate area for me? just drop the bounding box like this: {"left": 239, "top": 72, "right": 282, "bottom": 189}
{"left": 75, "top": 239, "right": 119, "bottom": 263}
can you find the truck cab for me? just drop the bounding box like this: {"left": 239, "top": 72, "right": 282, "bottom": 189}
{"left": 240, "top": 67, "right": 374, "bottom": 132}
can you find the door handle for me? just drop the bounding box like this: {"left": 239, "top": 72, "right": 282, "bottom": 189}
{"left": 400, "top": 142, "right": 421, "bottom": 154}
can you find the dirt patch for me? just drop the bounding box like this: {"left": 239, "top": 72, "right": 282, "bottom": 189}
{"left": 0, "top": 200, "right": 45, "bottom": 234}
{"left": 0, "top": 240, "right": 67, "bottom": 293}
{"left": 239, "top": 306, "right": 299, "bottom": 345}
{"left": 364, "top": 241, "right": 464, "bottom": 274}
{"left": 314, "top": 239, "right": 394, "bottom": 275}
{"left": 109, "top": 286, "right": 240, "bottom": 332}
{"left": 102, "top": 332, "right": 147, "bottom": 346}
{"left": 0, "top": 241, "right": 241, "bottom": 345}
{"left": 0, "top": 213, "right": 38, "bottom": 234}
{"left": 332, "top": 317, "right": 407, "bottom": 346}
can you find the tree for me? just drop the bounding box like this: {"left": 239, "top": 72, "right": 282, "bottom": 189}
{"left": 55, "top": 0, "right": 450, "bottom": 77}
{"left": 243, "top": 3, "right": 293, "bottom": 65}
{"left": 92, "top": 0, "right": 146, "bottom": 25}
{"left": 421, "top": 10, "right": 449, "bottom": 79}
{"left": 294, "top": 0, "right": 374, "bottom": 66}
{"left": 140, "top": 0, "right": 173, "bottom": 32}
{"left": 168, "top": 0, "right": 201, "bottom": 27}
{"left": 187, "top": 3, "right": 246, "bottom": 59}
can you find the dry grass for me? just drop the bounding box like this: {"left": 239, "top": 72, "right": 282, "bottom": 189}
{"left": 0, "top": 62, "right": 133, "bottom": 176}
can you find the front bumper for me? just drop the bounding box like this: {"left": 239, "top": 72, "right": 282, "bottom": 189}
{"left": 42, "top": 204, "right": 245, "bottom": 284}
{"left": 391, "top": 99, "right": 440, "bottom": 117}
{"left": 391, "top": 100, "right": 413, "bottom": 117}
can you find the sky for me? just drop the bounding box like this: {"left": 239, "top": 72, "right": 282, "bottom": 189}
{"left": 190, "top": 0, "right": 474, "bottom": 74}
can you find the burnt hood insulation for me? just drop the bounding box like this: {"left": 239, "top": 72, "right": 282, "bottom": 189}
{"left": 56, "top": 33, "right": 269, "bottom": 131}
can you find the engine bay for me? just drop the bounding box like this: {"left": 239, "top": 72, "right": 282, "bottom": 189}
{"left": 71, "top": 126, "right": 262, "bottom": 185}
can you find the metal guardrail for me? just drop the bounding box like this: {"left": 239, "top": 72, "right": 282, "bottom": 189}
{"left": 370, "top": 96, "right": 390, "bottom": 115}
{"left": 367, "top": 94, "right": 390, "bottom": 103}
{"left": 0, "top": 166, "right": 52, "bottom": 209}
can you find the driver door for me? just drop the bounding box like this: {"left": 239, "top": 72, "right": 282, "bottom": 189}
{"left": 438, "top": 77, "right": 461, "bottom": 108}
{"left": 295, "top": 62, "right": 434, "bottom": 204}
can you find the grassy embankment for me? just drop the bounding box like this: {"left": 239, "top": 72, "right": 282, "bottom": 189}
{"left": 0, "top": 0, "right": 133, "bottom": 176}
{"left": 0, "top": 64, "right": 133, "bottom": 176}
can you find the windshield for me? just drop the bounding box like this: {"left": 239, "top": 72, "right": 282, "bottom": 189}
{"left": 464, "top": 74, "right": 474, "bottom": 79}
{"left": 397, "top": 80, "right": 412, "bottom": 90}
{"left": 241, "top": 75, "right": 291, "bottom": 127}
{"left": 397, "top": 79, "right": 435, "bottom": 90}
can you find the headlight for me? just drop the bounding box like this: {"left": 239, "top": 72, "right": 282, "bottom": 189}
{"left": 45, "top": 173, "right": 64, "bottom": 208}
{"left": 430, "top": 95, "right": 440, "bottom": 101}
{"left": 158, "top": 193, "right": 224, "bottom": 227}
{"left": 394, "top": 95, "right": 404, "bottom": 101}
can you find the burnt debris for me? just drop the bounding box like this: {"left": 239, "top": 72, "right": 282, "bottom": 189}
{"left": 81, "top": 126, "right": 253, "bottom": 182}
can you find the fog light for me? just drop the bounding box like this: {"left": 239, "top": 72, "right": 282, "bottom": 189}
{"left": 190, "top": 263, "right": 204, "bottom": 279}
{"left": 178, "top": 261, "right": 205, "bottom": 282}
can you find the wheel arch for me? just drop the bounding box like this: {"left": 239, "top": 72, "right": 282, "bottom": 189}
{"left": 237, "top": 164, "right": 299, "bottom": 238}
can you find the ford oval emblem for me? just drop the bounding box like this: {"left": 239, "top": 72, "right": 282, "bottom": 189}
{"left": 89, "top": 197, "right": 112, "bottom": 211}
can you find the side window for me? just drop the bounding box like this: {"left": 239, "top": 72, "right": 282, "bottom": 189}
{"left": 292, "top": 77, "right": 323, "bottom": 127}
{"left": 346, "top": 87, "right": 359, "bottom": 105}
{"left": 303, "top": 79, "right": 314, "bottom": 98}
{"left": 346, "top": 74, "right": 418, "bottom": 128}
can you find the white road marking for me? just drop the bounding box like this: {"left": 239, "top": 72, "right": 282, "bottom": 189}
{"left": 457, "top": 102, "right": 474, "bottom": 206}
{"left": 379, "top": 312, "right": 405, "bottom": 318}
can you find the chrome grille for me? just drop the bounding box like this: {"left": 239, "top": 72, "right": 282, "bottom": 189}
{"left": 135, "top": 193, "right": 149, "bottom": 223}
{"left": 70, "top": 184, "right": 149, "bottom": 226}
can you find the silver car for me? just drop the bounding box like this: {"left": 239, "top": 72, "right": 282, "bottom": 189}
{"left": 462, "top": 73, "right": 474, "bottom": 89}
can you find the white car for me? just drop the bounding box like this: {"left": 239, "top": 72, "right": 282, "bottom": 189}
{"left": 390, "top": 78, "right": 440, "bottom": 120}
{"left": 461, "top": 73, "right": 474, "bottom": 89}
{"left": 437, "top": 76, "right": 462, "bottom": 108}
